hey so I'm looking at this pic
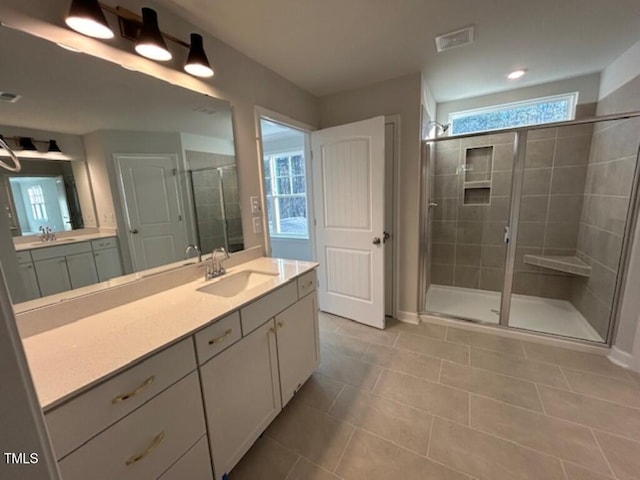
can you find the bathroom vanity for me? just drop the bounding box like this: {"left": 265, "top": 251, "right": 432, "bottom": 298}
{"left": 20, "top": 255, "right": 319, "bottom": 480}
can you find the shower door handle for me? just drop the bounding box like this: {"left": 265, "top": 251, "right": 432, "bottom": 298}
{"left": 503, "top": 226, "right": 510, "bottom": 244}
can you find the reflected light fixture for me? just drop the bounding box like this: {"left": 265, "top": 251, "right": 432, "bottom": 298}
{"left": 48, "top": 140, "right": 63, "bottom": 153}
{"left": 19, "top": 137, "right": 38, "bottom": 151}
{"left": 507, "top": 69, "right": 527, "bottom": 80}
{"left": 184, "top": 33, "right": 214, "bottom": 78}
{"left": 65, "top": 0, "right": 114, "bottom": 39}
{"left": 135, "top": 7, "right": 172, "bottom": 61}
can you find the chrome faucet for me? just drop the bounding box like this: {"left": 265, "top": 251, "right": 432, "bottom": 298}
{"left": 39, "top": 226, "right": 55, "bottom": 242}
{"left": 185, "top": 244, "right": 202, "bottom": 263}
{"left": 206, "top": 247, "right": 230, "bottom": 280}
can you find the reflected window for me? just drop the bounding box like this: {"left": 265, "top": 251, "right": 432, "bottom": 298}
{"left": 449, "top": 92, "right": 578, "bottom": 135}
{"left": 27, "top": 185, "right": 48, "bottom": 221}
{"left": 263, "top": 151, "right": 308, "bottom": 238}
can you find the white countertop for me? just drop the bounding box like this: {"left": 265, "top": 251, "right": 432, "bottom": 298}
{"left": 21, "top": 257, "right": 318, "bottom": 411}
{"left": 14, "top": 231, "right": 116, "bottom": 252}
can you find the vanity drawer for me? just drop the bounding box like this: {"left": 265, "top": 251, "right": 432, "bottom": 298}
{"left": 15, "top": 251, "right": 33, "bottom": 264}
{"left": 297, "top": 270, "right": 317, "bottom": 299}
{"left": 240, "top": 281, "right": 297, "bottom": 335}
{"left": 158, "top": 435, "right": 213, "bottom": 480}
{"left": 194, "top": 312, "right": 242, "bottom": 365}
{"left": 92, "top": 237, "right": 118, "bottom": 251}
{"left": 46, "top": 338, "right": 197, "bottom": 459}
{"left": 30, "top": 241, "right": 92, "bottom": 261}
{"left": 58, "top": 372, "right": 206, "bottom": 480}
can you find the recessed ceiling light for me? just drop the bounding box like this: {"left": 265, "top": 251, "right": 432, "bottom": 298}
{"left": 507, "top": 69, "right": 527, "bottom": 80}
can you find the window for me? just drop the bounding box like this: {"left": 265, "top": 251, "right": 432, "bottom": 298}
{"left": 449, "top": 92, "right": 578, "bottom": 135}
{"left": 263, "top": 151, "right": 308, "bottom": 237}
{"left": 27, "top": 185, "right": 48, "bottom": 221}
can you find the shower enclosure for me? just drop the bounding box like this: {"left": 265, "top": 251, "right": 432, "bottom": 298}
{"left": 189, "top": 166, "right": 244, "bottom": 255}
{"left": 419, "top": 112, "right": 640, "bottom": 343}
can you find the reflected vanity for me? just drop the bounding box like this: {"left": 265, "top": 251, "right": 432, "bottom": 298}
{"left": 0, "top": 25, "right": 244, "bottom": 306}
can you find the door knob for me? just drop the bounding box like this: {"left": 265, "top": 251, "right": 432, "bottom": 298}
{"left": 383, "top": 231, "right": 390, "bottom": 243}
{"left": 130, "top": 229, "right": 139, "bottom": 234}
{"left": 372, "top": 237, "right": 381, "bottom": 245}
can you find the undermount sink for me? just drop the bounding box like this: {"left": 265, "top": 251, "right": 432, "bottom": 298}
{"left": 30, "top": 238, "right": 77, "bottom": 246}
{"left": 197, "top": 270, "right": 279, "bottom": 298}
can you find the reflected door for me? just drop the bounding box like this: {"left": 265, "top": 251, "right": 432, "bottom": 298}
{"left": 311, "top": 116, "right": 386, "bottom": 329}
{"left": 116, "top": 154, "right": 187, "bottom": 271}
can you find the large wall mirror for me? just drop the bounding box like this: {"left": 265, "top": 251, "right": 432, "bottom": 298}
{"left": 0, "top": 25, "right": 244, "bottom": 306}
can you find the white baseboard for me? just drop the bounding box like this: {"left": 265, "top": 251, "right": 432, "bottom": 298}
{"left": 608, "top": 346, "right": 633, "bottom": 369}
{"left": 395, "top": 310, "right": 419, "bottom": 325}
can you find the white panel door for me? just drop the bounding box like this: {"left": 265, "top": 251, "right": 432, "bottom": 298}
{"left": 311, "top": 116, "right": 385, "bottom": 329}
{"left": 116, "top": 155, "right": 187, "bottom": 271}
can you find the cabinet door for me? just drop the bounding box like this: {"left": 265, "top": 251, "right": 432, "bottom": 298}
{"left": 18, "top": 262, "right": 41, "bottom": 300}
{"left": 200, "top": 319, "right": 281, "bottom": 480}
{"left": 94, "top": 247, "right": 123, "bottom": 282}
{"left": 34, "top": 256, "right": 71, "bottom": 296}
{"left": 275, "top": 293, "right": 320, "bottom": 407}
{"left": 66, "top": 252, "right": 99, "bottom": 289}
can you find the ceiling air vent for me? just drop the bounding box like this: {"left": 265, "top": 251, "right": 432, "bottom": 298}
{"left": 435, "top": 26, "right": 475, "bottom": 53}
{"left": 0, "top": 91, "right": 21, "bottom": 103}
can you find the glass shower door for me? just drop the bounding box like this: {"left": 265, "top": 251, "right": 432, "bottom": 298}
{"left": 505, "top": 118, "right": 640, "bottom": 342}
{"left": 425, "top": 132, "right": 516, "bottom": 324}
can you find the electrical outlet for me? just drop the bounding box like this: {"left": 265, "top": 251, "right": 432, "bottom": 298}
{"left": 250, "top": 196, "right": 261, "bottom": 214}
{"left": 252, "top": 217, "right": 262, "bottom": 234}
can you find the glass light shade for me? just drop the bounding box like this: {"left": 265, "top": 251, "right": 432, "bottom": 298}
{"left": 184, "top": 33, "right": 214, "bottom": 78}
{"left": 65, "top": 0, "right": 114, "bottom": 39}
{"left": 135, "top": 8, "right": 172, "bottom": 61}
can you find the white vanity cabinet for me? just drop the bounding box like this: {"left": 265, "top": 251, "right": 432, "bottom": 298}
{"left": 200, "top": 319, "right": 281, "bottom": 480}
{"left": 275, "top": 291, "right": 319, "bottom": 407}
{"left": 199, "top": 270, "right": 319, "bottom": 480}
{"left": 45, "top": 338, "right": 212, "bottom": 480}
{"left": 92, "top": 237, "right": 123, "bottom": 282}
{"left": 31, "top": 242, "right": 98, "bottom": 296}
{"left": 16, "top": 251, "right": 41, "bottom": 301}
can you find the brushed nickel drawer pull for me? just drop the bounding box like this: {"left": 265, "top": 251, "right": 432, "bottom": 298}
{"left": 125, "top": 431, "right": 165, "bottom": 466}
{"left": 277, "top": 321, "right": 284, "bottom": 329}
{"left": 303, "top": 280, "right": 313, "bottom": 288}
{"left": 208, "top": 328, "right": 233, "bottom": 345}
{"left": 112, "top": 376, "right": 155, "bottom": 404}
{"left": 270, "top": 326, "right": 277, "bottom": 334}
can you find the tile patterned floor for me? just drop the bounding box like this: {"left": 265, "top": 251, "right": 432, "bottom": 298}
{"left": 228, "top": 313, "right": 640, "bottom": 480}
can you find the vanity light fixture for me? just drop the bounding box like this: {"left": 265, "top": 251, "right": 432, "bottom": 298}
{"left": 507, "top": 69, "right": 527, "bottom": 80}
{"left": 18, "top": 137, "right": 38, "bottom": 151}
{"left": 135, "top": 7, "right": 172, "bottom": 61}
{"left": 184, "top": 33, "right": 214, "bottom": 78}
{"left": 65, "top": 0, "right": 114, "bottom": 39}
{"left": 48, "top": 140, "right": 63, "bottom": 153}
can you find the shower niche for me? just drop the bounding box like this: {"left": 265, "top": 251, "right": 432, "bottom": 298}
{"left": 462, "top": 146, "right": 493, "bottom": 205}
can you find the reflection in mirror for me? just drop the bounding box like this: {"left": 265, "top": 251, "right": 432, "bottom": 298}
{"left": 0, "top": 25, "right": 243, "bottom": 308}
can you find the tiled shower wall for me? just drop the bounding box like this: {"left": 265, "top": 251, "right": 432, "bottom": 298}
{"left": 430, "top": 126, "right": 594, "bottom": 299}
{"left": 571, "top": 76, "right": 640, "bottom": 339}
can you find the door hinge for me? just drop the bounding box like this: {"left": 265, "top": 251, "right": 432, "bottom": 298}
{"left": 172, "top": 168, "right": 177, "bottom": 176}
{"left": 178, "top": 215, "right": 182, "bottom": 221}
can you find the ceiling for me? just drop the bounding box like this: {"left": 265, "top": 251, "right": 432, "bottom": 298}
{"left": 160, "top": 0, "right": 640, "bottom": 102}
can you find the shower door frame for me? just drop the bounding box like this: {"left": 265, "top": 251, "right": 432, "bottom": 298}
{"left": 418, "top": 110, "right": 640, "bottom": 346}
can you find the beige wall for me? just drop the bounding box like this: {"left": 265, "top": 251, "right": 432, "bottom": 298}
{"left": 319, "top": 73, "right": 423, "bottom": 319}
{"left": 0, "top": 0, "right": 319, "bottom": 255}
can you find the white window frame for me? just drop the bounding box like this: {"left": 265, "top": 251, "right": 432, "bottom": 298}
{"left": 448, "top": 92, "right": 579, "bottom": 135}
{"left": 263, "top": 149, "right": 309, "bottom": 239}
{"left": 27, "top": 184, "right": 48, "bottom": 221}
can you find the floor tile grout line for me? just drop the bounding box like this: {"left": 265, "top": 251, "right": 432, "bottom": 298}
{"left": 539, "top": 382, "right": 640, "bottom": 413}
{"left": 283, "top": 455, "right": 302, "bottom": 480}
{"left": 560, "top": 364, "right": 640, "bottom": 385}
{"left": 534, "top": 382, "right": 547, "bottom": 414}
{"left": 589, "top": 428, "right": 618, "bottom": 479}
{"left": 425, "top": 414, "right": 435, "bottom": 459}
{"left": 332, "top": 426, "right": 357, "bottom": 474}
{"left": 437, "top": 358, "right": 444, "bottom": 384}
{"left": 559, "top": 366, "right": 574, "bottom": 392}
{"left": 325, "top": 383, "right": 347, "bottom": 413}
{"left": 369, "top": 368, "right": 384, "bottom": 393}
{"left": 559, "top": 459, "right": 569, "bottom": 480}
{"left": 429, "top": 410, "right": 614, "bottom": 477}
